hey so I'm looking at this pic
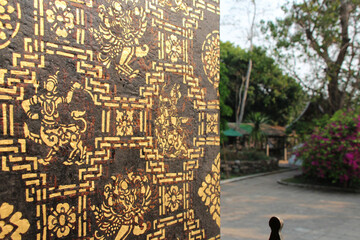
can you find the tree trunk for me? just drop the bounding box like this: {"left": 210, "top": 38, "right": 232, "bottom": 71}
{"left": 238, "top": 59, "right": 252, "bottom": 123}
{"left": 237, "top": 0, "right": 256, "bottom": 124}
{"left": 326, "top": 0, "right": 352, "bottom": 114}
{"left": 328, "top": 73, "right": 343, "bottom": 114}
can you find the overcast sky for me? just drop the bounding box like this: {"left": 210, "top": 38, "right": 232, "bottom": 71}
{"left": 220, "top": 0, "right": 288, "bottom": 49}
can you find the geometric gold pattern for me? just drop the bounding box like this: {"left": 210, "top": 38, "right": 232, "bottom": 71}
{"left": 0, "top": 0, "right": 220, "bottom": 239}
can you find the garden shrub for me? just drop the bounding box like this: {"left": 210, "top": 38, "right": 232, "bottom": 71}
{"left": 238, "top": 149, "right": 270, "bottom": 161}
{"left": 296, "top": 109, "right": 360, "bottom": 187}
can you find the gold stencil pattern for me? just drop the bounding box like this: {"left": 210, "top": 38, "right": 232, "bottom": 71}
{"left": 116, "top": 110, "right": 136, "bottom": 136}
{"left": 0, "top": 202, "right": 30, "bottom": 239}
{"left": 0, "top": 0, "right": 220, "bottom": 239}
{"left": 154, "top": 83, "right": 189, "bottom": 158}
{"left": 92, "top": 172, "right": 153, "bottom": 240}
{"left": 0, "top": 0, "right": 20, "bottom": 49}
{"left": 46, "top": 0, "right": 75, "bottom": 39}
{"left": 22, "top": 73, "right": 88, "bottom": 165}
{"left": 48, "top": 203, "right": 76, "bottom": 238}
{"left": 202, "top": 30, "right": 220, "bottom": 88}
{"left": 164, "top": 185, "right": 183, "bottom": 212}
{"left": 91, "top": 0, "right": 149, "bottom": 79}
{"left": 198, "top": 153, "right": 221, "bottom": 227}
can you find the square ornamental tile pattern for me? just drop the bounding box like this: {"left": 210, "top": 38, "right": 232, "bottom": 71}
{"left": 0, "top": 0, "right": 220, "bottom": 239}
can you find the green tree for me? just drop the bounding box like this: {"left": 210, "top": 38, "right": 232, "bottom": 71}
{"left": 219, "top": 60, "right": 233, "bottom": 133}
{"left": 220, "top": 41, "right": 305, "bottom": 126}
{"left": 264, "top": 0, "right": 360, "bottom": 114}
{"left": 245, "top": 112, "right": 269, "bottom": 149}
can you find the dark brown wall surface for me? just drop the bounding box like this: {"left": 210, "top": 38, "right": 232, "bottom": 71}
{"left": 0, "top": 0, "right": 220, "bottom": 239}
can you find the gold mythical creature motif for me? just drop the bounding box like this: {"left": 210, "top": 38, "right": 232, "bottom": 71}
{"left": 21, "top": 72, "right": 87, "bottom": 165}
{"left": 91, "top": 0, "right": 149, "bottom": 79}
{"left": 154, "top": 84, "right": 190, "bottom": 158}
{"left": 92, "top": 172, "right": 153, "bottom": 240}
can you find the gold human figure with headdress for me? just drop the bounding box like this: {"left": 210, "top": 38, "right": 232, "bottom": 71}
{"left": 22, "top": 71, "right": 87, "bottom": 165}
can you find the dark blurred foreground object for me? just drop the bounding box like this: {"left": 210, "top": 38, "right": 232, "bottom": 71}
{"left": 269, "top": 216, "right": 283, "bottom": 240}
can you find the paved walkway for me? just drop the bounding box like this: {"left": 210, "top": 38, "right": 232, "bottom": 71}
{"left": 221, "top": 170, "right": 360, "bottom": 240}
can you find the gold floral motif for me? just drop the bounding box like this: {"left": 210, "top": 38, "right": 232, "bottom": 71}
{"left": 46, "top": 0, "right": 75, "bottom": 38}
{"left": 164, "top": 185, "right": 183, "bottom": 212}
{"left": 202, "top": 31, "right": 220, "bottom": 88}
{"left": 48, "top": 203, "right": 76, "bottom": 238}
{"left": 206, "top": 113, "right": 219, "bottom": 134}
{"left": 116, "top": 110, "right": 135, "bottom": 136}
{"left": 0, "top": 0, "right": 20, "bottom": 49}
{"left": 198, "top": 154, "right": 220, "bottom": 227}
{"left": 165, "top": 34, "right": 182, "bottom": 63}
{"left": 154, "top": 84, "right": 189, "bottom": 158}
{"left": 91, "top": 0, "right": 149, "bottom": 79}
{"left": 0, "top": 202, "right": 30, "bottom": 239}
{"left": 92, "top": 172, "right": 153, "bottom": 240}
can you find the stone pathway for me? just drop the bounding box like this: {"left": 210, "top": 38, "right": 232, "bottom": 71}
{"left": 221, "top": 170, "right": 360, "bottom": 240}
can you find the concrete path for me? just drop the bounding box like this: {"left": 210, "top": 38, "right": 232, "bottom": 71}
{"left": 221, "top": 170, "right": 360, "bottom": 240}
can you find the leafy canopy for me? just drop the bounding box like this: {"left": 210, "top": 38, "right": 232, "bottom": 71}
{"left": 220, "top": 41, "right": 305, "bottom": 126}
{"left": 263, "top": 0, "right": 360, "bottom": 114}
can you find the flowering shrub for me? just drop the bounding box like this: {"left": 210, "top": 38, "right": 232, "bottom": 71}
{"left": 296, "top": 109, "right": 360, "bottom": 187}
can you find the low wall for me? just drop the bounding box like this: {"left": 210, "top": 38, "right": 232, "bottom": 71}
{"left": 222, "top": 158, "right": 279, "bottom": 176}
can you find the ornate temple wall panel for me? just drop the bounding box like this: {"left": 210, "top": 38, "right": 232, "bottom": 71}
{"left": 0, "top": 0, "right": 220, "bottom": 239}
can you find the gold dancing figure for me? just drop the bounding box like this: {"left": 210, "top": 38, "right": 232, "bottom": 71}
{"left": 22, "top": 71, "right": 87, "bottom": 165}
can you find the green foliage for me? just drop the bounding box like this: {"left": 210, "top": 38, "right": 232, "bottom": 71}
{"left": 245, "top": 112, "right": 269, "bottom": 149}
{"left": 287, "top": 114, "right": 330, "bottom": 139}
{"left": 220, "top": 41, "right": 305, "bottom": 126}
{"left": 263, "top": 0, "right": 360, "bottom": 114}
{"left": 296, "top": 109, "right": 360, "bottom": 187}
{"left": 219, "top": 49, "right": 233, "bottom": 144}
{"left": 238, "top": 149, "right": 270, "bottom": 161}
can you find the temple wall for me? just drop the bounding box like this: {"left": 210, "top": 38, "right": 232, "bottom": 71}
{"left": 0, "top": 0, "right": 220, "bottom": 239}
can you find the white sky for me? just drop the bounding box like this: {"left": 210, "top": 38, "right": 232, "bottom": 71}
{"left": 220, "top": 0, "right": 288, "bottom": 48}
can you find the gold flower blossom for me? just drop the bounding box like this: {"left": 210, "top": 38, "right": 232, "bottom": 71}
{"left": 116, "top": 110, "right": 135, "bottom": 136}
{"left": 0, "top": 202, "right": 30, "bottom": 239}
{"left": 166, "top": 34, "right": 182, "bottom": 63}
{"left": 206, "top": 113, "right": 219, "bottom": 134}
{"left": 0, "top": 0, "right": 14, "bottom": 40}
{"left": 46, "top": 0, "right": 74, "bottom": 38}
{"left": 48, "top": 203, "right": 76, "bottom": 238}
{"left": 0, "top": 0, "right": 20, "bottom": 49}
{"left": 164, "top": 185, "right": 183, "bottom": 212}
{"left": 198, "top": 154, "right": 220, "bottom": 227}
{"left": 202, "top": 31, "right": 220, "bottom": 88}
